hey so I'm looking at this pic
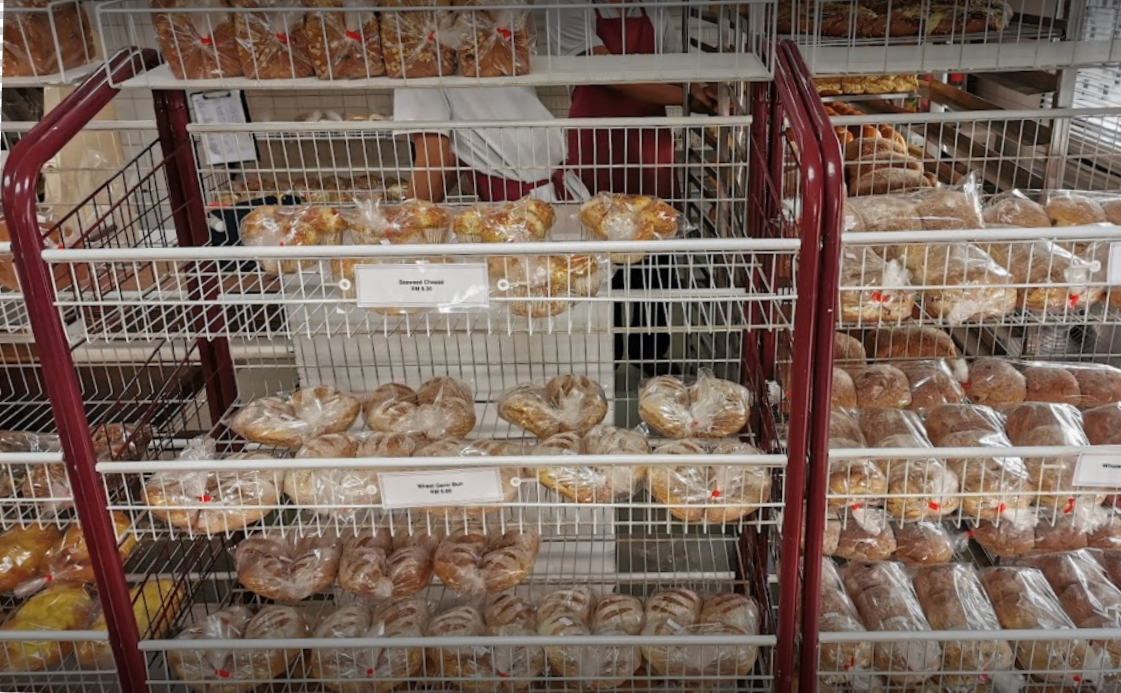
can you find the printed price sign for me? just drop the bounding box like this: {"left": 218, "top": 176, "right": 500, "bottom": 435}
{"left": 379, "top": 468, "right": 504, "bottom": 509}
{"left": 1110, "top": 243, "right": 1121, "bottom": 284}
{"left": 353, "top": 263, "right": 489, "bottom": 310}
{"left": 1073, "top": 448, "right": 1121, "bottom": 487}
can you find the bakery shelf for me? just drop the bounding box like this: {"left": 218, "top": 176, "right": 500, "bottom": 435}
{"left": 2, "top": 0, "right": 102, "bottom": 87}
{"left": 0, "top": 61, "right": 104, "bottom": 88}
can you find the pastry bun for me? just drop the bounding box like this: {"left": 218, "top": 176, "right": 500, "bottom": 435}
{"left": 498, "top": 375, "right": 609, "bottom": 439}
{"left": 433, "top": 522, "right": 540, "bottom": 595}
{"left": 364, "top": 377, "right": 476, "bottom": 440}
{"left": 639, "top": 371, "right": 751, "bottom": 439}
{"left": 229, "top": 386, "right": 361, "bottom": 448}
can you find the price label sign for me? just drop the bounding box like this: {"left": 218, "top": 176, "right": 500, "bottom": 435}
{"left": 353, "top": 263, "right": 490, "bottom": 310}
{"left": 1073, "top": 448, "right": 1121, "bottom": 487}
{"left": 1110, "top": 242, "right": 1121, "bottom": 284}
{"left": 379, "top": 468, "right": 505, "bottom": 509}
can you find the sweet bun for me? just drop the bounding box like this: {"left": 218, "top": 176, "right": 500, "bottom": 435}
{"left": 1071, "top": 365, "right": 1121, "bottom": 408}
{"left": 579, "top": 193, "right": 678, "bottom": 264}
{"left": 235, "top": 532, "right": 341, "bottom": 602}
{"left": 453, "top": 198, "right": 554, "bottom": 243}
{"left": 966, "top": 358, "right": 1026, "bottom": 406}
{"left": 852, "top": 365, "right": 912, "bottom": 409}
{"left": 498, "top": 375, "right": 608, "bottom": 439}
{"left": 364, "top": 377, "right": 476, "bottom": 440}
{"left": 311, "top": 600, "right": 429, "bottom": 693}
{"left": 1024, "top": 365, "right": 1082, "bottom": 406}
{"left": 638, "top": 372, "right": 751, "bottom": 439}
{"left": 229, "top": 386, "right": 361, "bottom": 448}
{"left": 1045, "top": 193, "right": 1107, "bottom": 227}
{"left": 433, "top": 523, "right": 540, "bottom": 595}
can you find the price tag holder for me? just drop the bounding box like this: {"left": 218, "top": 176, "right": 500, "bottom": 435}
{"left": 379, "top": 468, "right": 504, "bottom": 509}
{"left": 1110, "top": 242, "right": 1121, "bottom": 284}
{"left": 354, "top": 263, "right": 490, "bottom": 310}
{"left": 1073, "top": 448, "right": 1121, "bottom": 487}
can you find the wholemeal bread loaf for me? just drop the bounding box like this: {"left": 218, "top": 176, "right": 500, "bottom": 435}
{"left": 966, "top": 358, "right": 1027, "bottom": 406}
{"left": 834, "top": 509, "right": 897, "bottom": 562}
{"left": 893, "top": 522, "right": 961, "bottom": 565}
{"left": 1082, "top": 402, "right": 1121, "bottom": 445}
{"left": 852, "top": 365, "right": 912, "bottom": 409}
{"left": 1045, "top": 192, "right": 1107, "bottom": 227}
{"left": 1069, "top": 364, "right": 1121, "bottom": 408}
{"left": 869, "top": 326, "right": 960, "bottom": 363}
{"left": 897, "top": 360, "right": 967, "bottom": 410}
{"left": 983, "top": 192, "right": 1051, "bottom": 228}
{"left": 922, "top": 403, "right": 1003, "bottom": 446}
{"left": 936, "top": 429, "right": 1031, "bottom": 521}
{"left": 1024, "top": 365, "right": 1083, "bottom": 407}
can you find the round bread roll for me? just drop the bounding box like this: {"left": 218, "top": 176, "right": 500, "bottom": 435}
{"left": 144, "top": 459, "right": 281, "bottom": 535}
{"left": 1082, "top": 402, "right": 1121, "bottom": 445}
{"left": 639, "top": 373, "right": 751, "bottom": 439}
{"left": 852, "top": 365, "right": 912, "bottom": 409}
{"left": 412, "top": 439, "right": 522, "bottom": 516}
{"left": 834, "top": 332, "right": 868, "bottom": 365}
{"left": 535, "top": 426, "right": 648, "bottom": 504}
{"left": 433, "top": 523, "right": 540, "bottom": 596}
{"left": 845, "top": 195, "right": 921, "bottom": 232}
{"left": 827, "top": 455, "right": 888, "bottom": 512}
{"left": 937, "top": 430, "right": 1031, "bottom": 521}
{"left": 310, "top": 600, "right": 428, "bottom": 693}
{"left": 363, "top": 377, "right": 476, "bottom": 440}
{"left": 1071, "top": 365, "right": 1121, "bottom": 408}
{"left": 966, "top": 358, "right": 1026, "bottom": 406}
{"left": 884, "top": 459, "right": 961, "bottom": 521}
{"left": 897, "top": 360, "right": 966, "bottom": 410}
{"left": 859, "top": 408, "right": 928, "bottom": 447}
{"left": 893, "top": 521, "right": 958, "bottom": 564}
{"left": 235, "top": 532, "right": 341, "bottom": 602}
{"left": 168, "top": 605, "right": 308, "bottom": 693}
{"left": 1002, "top": 402, "right": 1083, "bottom": 444}
{"left": 984, "top": 195, "right": 1051, "bottom": 228}
{"left": 869, "top": 326, "right": 959, "bottom": 362}
{"left": 922, "top": 403, "right": 1003, "bottom": 446}
{"left": 484, "top": 594, "right": 546, "bottom": 690}
{"left": 915, "top": 188, "right": 983, "bottom": 231}
{"left": 830, "top": 409, "right": 865, "bottom": 445}
{"left": 832, "top": 367, "right": 857, "bottom": 410}
{"left": 497, "top": 375, "right": 608, "bottom": 439}
{"left": 229, "top": 387, "right": 361, "bottom": 449}
{"left": 641, "top": 589, "right": 759, "bottom": 685}
{"left": 1046, "top": 194, "right": 1107, "bottom": 227}
{"left": 1024, "top": 365, "right": 1082, "bottom": 407}
{"left": 1034, "top": 513, "right": 1090, "bottom": 553}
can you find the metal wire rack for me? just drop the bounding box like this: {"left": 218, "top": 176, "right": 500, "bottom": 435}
{"left": 94, "top": 0, "right": 775, "bottom": 89}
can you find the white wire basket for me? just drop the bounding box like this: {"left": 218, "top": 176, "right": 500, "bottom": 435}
{"left": 93, "top": 0, "right": 775, "bottom": 89}
{"left": 2, "top": 0, "right": 102, "bottom": 86}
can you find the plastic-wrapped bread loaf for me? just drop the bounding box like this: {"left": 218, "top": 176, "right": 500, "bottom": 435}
{"left": 1003, "top": 402, "right": 1103, "bottom": 510}
{"left": 578, "top": 193, "right": 679, "bottom": 264}
{"left": 972, "top": 509, "right": 1039, "bottom": 559}
{"left": 230, "top": 0, "right": 315, "bottom": 79}
{"left": 912, "top": 564, "right": 1015, "bottom": 688}
{"left": 452, "top": 0, "right": 531, "bottom": 77}
{"left": 882, "top": 458, "right": 960, "bottom": 521}
{"left": 0, "top": 524, "right": 61, "bottom": 593}
{"left": 818, "top": 558, "right": 875, "bottom": 682}
{"left": 827, "top": 441, "right": 887, "bottom": 516}
{"left": 304, "top": 0, "right": 385, "bottom": 79}
{"left": 834, "top": 509, "right": 897, "bottom": 562}
{"left": 834, "top": 332, "right": 868, "bottom": 367}
{"left": 230, "top": 386, "right": 361, "bottom": 448}
{"left": 238, "top": 205, "right": 346, "bottom": 275}
{"left": 310, "top": 599, "right": 428, "bottom": 693}
{"left": 851, "top": 365, "right": 912, "bottom": 409}
{"left": 381, "top": 0, "right": 455, "bottom": 78}
{"left": 1083, "top": 402, "right": 1121, "bottom": 445}
{"left": 364, "top": 377, "right": 476, "bottom": 440}
{"left": 840, "top": 561, "right": 942, "bottom": 684}
{"left": 534, "top": 426, "right": 648, "bottom": 503}
{"left": 934, "top": 427, "right": 1031, "bottom": 522}
{"left": 3, "top": 0, "right": 94, "bottom": 78}
{"left": 1024, "top": 364, "right": 1083, "bottom": 407}
{"left": 868, "top": 325, "right": 962, "bottom": 364}
{"left": 981, "top": 240, "right": 1103, "bottom": 313}
{"left": 413, "top": 439, "right": 522, "bottom": 516}
{"left": 838, "top": 246, "right": 915, "bottom": 325}
{"left": 980, "top": 566, "right": 1092, "bottom": 685}
{"left": 152, "top": 0, "right": 243, "bottom": 79}
{"left": 433, "top": 522, "right": 539, "bottom": 595}
{"left": 536, "top": 588, "right": 644, "bottom": 689}
{"left": 858, "top": 408, "right": 929, "bottom": 447}
{"left": 649, "top": 439, "right": 773, "bottom": 523}
{"left": 638, "top": 371, "right": 751, "bottom": 439}
{"left": 983, "top": 190, "right": 1051, "bottom": 228}
{"left": 1045, "top": 191, "right": 1108, "bottom": 227}
{"left": 922, "top": 403, "right": 1004, "bottom": 446}
{"left": 428, "top": 595, "right": 546, "bottom": 692}
{"left": 337, "top": 527, "right": 441, "bottom": 600}
{"left": 897, "top": 360, "right": 966, "bottom": 410}
{"left": 235, "top": 531, "right": 341, "bottom": 602}
{"left": 498, "top": 375, "right": 608, "bottom": 439}
{"left": 0, "top": 584, "right": 95, "bottom": 672}
{"left": 913, "top": 187, "right": 985, "bottom": 231}
{"left": 893, "top": 521, "right": 962, "bottom": 565}
{"left": 1067, "top": 363, "right": 1121, "bottom": 408}
{"left": 966, "top": 358, "right": 1026, "bottom": 407}
{"left": 884, "top": 242, "right": 1017, "bottom": 325}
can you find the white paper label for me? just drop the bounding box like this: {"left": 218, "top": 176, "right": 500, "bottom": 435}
{"left": 1073, "top": 448, "right": 1121, "bottom": 487}
{"left": 1110, "top": 242, "right": 1121, "bottom": 284}
{"left": 378, "top": 468, "right": 504, "bottom": 509}
{"left": 190, "top": 91, "right": 257, "bottom": 166}
{"left": 354, "top": 263, "right": 489, "bottom": 310}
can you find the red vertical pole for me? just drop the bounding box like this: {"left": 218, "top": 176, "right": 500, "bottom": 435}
{"left": 0, "top": 50, "right": 162, "bottom": 693}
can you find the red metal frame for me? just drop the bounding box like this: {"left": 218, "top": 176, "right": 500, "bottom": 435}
{"left": 2, "top": 49, "right": 163, "bottom": 693}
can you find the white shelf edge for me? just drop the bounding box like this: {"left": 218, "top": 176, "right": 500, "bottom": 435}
{"left": 2, "top": 62, "right": 102, "bottom": 88}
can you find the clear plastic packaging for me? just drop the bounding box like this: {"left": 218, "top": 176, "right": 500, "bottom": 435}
{"left": 432, "top": 522, "right": 540, "bottom": 596}
{"left": 893, "top": 521, "right": 965, "bottom": 565}
{"left": 839, "top": 561, "right": 942, "bottom": 684}
{"left": 972, "top": 508, "right": 1040, "bottom": 559}
{"left": 77, "top": 579, "right": 183, "bottom": 670}
{"left": 490, "top": 254, "right": 606, "bottom": 319}
{"left": 1098, "top": 548, "right": 1121, "bottom": 588}
{"left": 922, "top": 403, "right": 1005, "bottom": 446}
{"left": 0, "top": 584, "right": 94, "bottom": 673}
{"left": 980, "top": 240, "right": 1103, "bottom": 313}
{"left": 640, "top": 589, "right": 760, "bottom": 687}
{"left": 498, "top": 375, "right": 608, "bottom": 439}
{"left": 239, "top": 205, "right": 346, "bottom": 276}
{"left": 834, "top": 509, "right": 897, "bottom": 562}
{"left": 304, "top": 0, "right": 385, "bottom": 79}
{"left": 637, "top": 371, "right": 751, "bottom": 439}
{"left": 1022, "top": 549, "right": 1121, "bottom": 633}
{"left": 534, "top": 426, "right": 648, "bottom": 504}
{"left": 897, "top": 360, "right": 967, "bottom": 410}
{"left": 309, "top": 599, "right": 428, "bottom": 693}
{"left": 858, "top": 408, "right": 929, "bottom": 447}
{"left": 966, "top": 357, "right": 1027, "bottom": 406}
{"left": 818, "top": 558, "right": 875, "bottom": 683}
{"left": 18, "top": 512, "right": 137, "bottom": 596}
{"left": 884, "top": 242, "right": 1017, "bottom": 326}
{"left": 346, "top": 198, "right": 450, "bottom": 245}
{"left": 230, "top": 0, "right": 315, "bottom": 79}
{"left": 982, "top": 190, "right": 1052, "bottom": 228}
{"left": 830, "top": 409, "right": 866, "bottom": 446}
{"left": 0, "top": 524, "right": 62, "bottom": 593}
{"left": 578, "top": 193, "right": 679, "bottom": 264}
{"left": 833, "top": 367, "right": 858, "bottom": 410}
{"left": 429, "top": 595, "right": 546, "bottom": 691}
{"left": 851, "top": 365, "right": 912, "bottom": 409}
{"left": 1023, "top": 363, "right": 1083, "bottom": 407}
{"left": 229, "top": 386, "right": 361, "bottom": 448}
{"left": 881, "top": 458, "right": 961, "bottom": 522}
{"left": 979, "top": 566, "right": 1092, "bottom": 686}
{"left": 3, "top": 0, "right": 94, "bottom": 78}
{"left": 1044, "top": 191, "right": 1108, "bottom": 227}
{"left": 868, "top": 325, "right": 962, "bottom": 365}
{"left": 235, "top": 531, "right": 341, "bottom": 602}
{"left": 934, "top": 428, "right": 1031, "bottom": 522}
{"left": 168, "top": 605, "right": 308, "bottom": 693}
{"left": 448, "top": 0, "right": 532, "bottom": 78}
{"left": 454, "top": 195, "right": 555, "bottom": 241}
{"left": 380, "top": 0, "right": 456, "bottom": 79}
{"left": 827, "top": 441, "right": 887, "bottom": 518}
{"left": 912, "top": 564, "right": 1015, "bottom": 688}
{"left": 413, "top": 438, "right": 522, "bottom": 516}
{"left": 152, "top": 0, "right": 243, "bottom": 80}
{"left": 1002, "top": 402, "right": 1103, "bottom": 510}
{"left": 649, "top": 439, "right": 773, "bottom": 524}
{"left": 1065, "top": 362, "right": 1121, "bottom": 408}
{"left": 337, "top": 525, "right": 440, "bottom": 599}
{"left": 536, "top": 587, "right": 644, "bottom": 689}
{"left": 363, "top": 377, "right": 476, "bottom": 440}
{"left": 838, "top": 246, "right": 915, "bottom": 325}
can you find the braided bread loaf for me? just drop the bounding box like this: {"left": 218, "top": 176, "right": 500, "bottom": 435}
{"left": 498, "top": 375, "right": 608, "bottom": 439}
{"left": 310, "top": 599, "right": 429, "bottom": 693}
{"left": 433, "top": 522, "right": 539, "bottom": 595}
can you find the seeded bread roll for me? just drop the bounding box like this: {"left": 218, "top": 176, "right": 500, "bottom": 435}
{"left": 1024, "top": 365, "right": 1082, "bottom": 407}
{"left": 852, "top": 365, "right": 912, "bottom": 409}
{"left": 966, "top": 358, "right": 1026, "bottom": 406}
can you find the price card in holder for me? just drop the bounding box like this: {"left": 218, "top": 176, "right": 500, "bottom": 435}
{"left": 1074, "top": 448, "right": 1121, "bottom": 487}
{"left": 354, "top": 263, "right": 490, "bottom": 311}
{"left": 1110, "top": 243, "right": 1121, "bottom": 284}
{"left": 379, "top": 468, "right": 505, "bottom": 509}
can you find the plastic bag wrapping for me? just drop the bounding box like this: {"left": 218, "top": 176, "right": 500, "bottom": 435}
{"left": 230, "top": 386, "right": 361, "bottom": 448}
{"left": 0, "top": 584, "right": 94, "bottom": 673}
{"left": 1020, "top": 363, "right": 1083, "bottom": 407}
{"left": 309, "top": 599, "right": 428, "bottom": 693}
{"left": 882, "top": 458, "right": 961, "bottom": 522}
{"left": 143, "top": 438, "right": 281, "bottom": 534}
{"left": 922, "top": 403, "right": 1005, "bottom": 446}
{"left": 830, "top": 409, "right": 866, "bottom": 446}
{"left": 1098, "top": 548, "right": 1121, "bottom": 589}
{"left": 827, "top": 440, "right": 886, "bottom": 523}
{"left": 1063, "top": 362, "right": 1121, "bottom": 409}
{"left": 1081, "top": 403, "right": 1121, "bottom": 447}
{"left": 972, "top": 508, "right": 1040, "bottom": 559}
{"left": 490, "top": 254, "right": 606, "bottom": 319}
{"left": 934, "top": 428, "right": 1031, "bottom": 522}
{"left": 152, "top": 0, "right": 243, "bottom": 80}
{"left": 1083, "top": 239, "right": 1121, "bottom": 310}
{"left": 413, "top": 439, "right": 522, "bottom": 516}
{"left": 834, "top": 508, "right": 897, "bottom": 562}
{"left": 578, "top": 193, "right": 680, "bottom": 264}
{"left": 980, "top": 240, "right": 1103, "bottom": 313}
{"left": 536, "top": 587, "right": 644, "bottom": 689}
{"left": 1044, "top": 191, "right": 1110, "bottom": 228}
{"left": 76, "top": 578, "right": 183, "bottom": 670}
{"left": 380, "top": 0, "right": 456, "bottom": 78}
{"left": 337, "top": 525, "right": 441, "bottom": 599}
{"left": 648, "top": 439, "right": 773, "bottom": 524}
{"left": 639, "top": 589, "right": 760, "bottom": 687}
{"left": 168, "top": 605, "right": 308, "bottom": 693}
{"left": 1087, "top": 507, "right": 1121, "bottom": 549}
{"left": 1021, "top": 549, "right": 1121, "bottom": 628}
{"left": 839, "top": 246, "right": 915, "bottom": 325}
{"left": 833, "top": 367, "right": 858, "bottom": 410}
{"left": 363, "top": 377, "right": 476, "bottom": 440}
{"left": 883, "top": 242, "right": 1017, "bottom": 325}
{"left": 966, "top": 358, "right": 1027, "bottom": 406}
{"left": 447, "top": 0, "right": 532, "bottom": 78}
{"left": 230, "top": 0, "right": 314, "bottom": 79}
{"left": 868, "top": 326, "right": 962, "bottom": 367}
{"left": 979, "top": 566, "right": 1094, "bottom": 686}
{"left": 847, "top": 184, "right": 983, "bottom": 230}
{"left": 346, "top": 199, "right": 451, "bottom": 245}
{"left": 839, "top": 561, "right": 942, "bottom": 684}
{"left": 912, "top": 564, "right": 1015, "bottom": 688}
{"left": 0, "top": 524, "right": 61, "bottom": 593}
{"left": 432, "top": 521, "right": 539, "bottom": 596}
{"left": 893, "top": 521, "right": 966, "bottom": 565}
{"left": 858, "top": 409, "right": 929, "bottom": 447}
{"left": 284, "top": 432, "right": 415, "bottom": 521}
{"left": 533, "top": 426, "right": 648, "bottom": 504}
{"left": 1002, "top": 402, "right": 1104, "bottom": 510}
{"left": 897, "top": 360, "right": 967, "bottom": 410}
{"left": 453, "top": 198, "right": 554, "bottom": 244}
{"left": 851, "top": 365, "right": 912, "bottom": 409}
{"left": 304, "top": 0, "right": 385, "bottom": 79}
{"left": 429, "top": 595, "right": 546, "bottom": 691}
{"left": 15, "top": 512, "right": 137, "bottom": 598}
{"left": 2, "top": 0, "right": 94, "bottom": 78}
{"left": 819, "top": 558, "right": 876, "bottom": 682}
{"left": 234, "top": 530, "right": 342, "bottom": 602}
{"left": 498, "top": 375, "right": 608, "bottom": 439}
{"left": 982, "top": 190, "right": 1052, "bottom": 229}
{"left": 239, "top": 205, "right": 346, "bottom": 276}
{"left": 637, "top": 371, "right": 751, "bottom": 439}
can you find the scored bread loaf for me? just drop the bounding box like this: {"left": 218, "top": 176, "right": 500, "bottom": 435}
{"left": 648, "top": 440, "right": 773, "bottom": 523}
{"left": 534, "top": 425, "right": 648, "bottom": 504}
{"left": 364, "top": 377, "right": 476, "bottom": 440}
{"left": 638, "top": 371, "right": 752, "bottom": 439}
{"left": 498, "top": 375, "right": 608, "bottom": 439}
{"left": 428, "top": 597, "right": 545, "bottom": 693}
{"left": 144, "top": 452, "right": 281, "bottom": 535}
{"left": 235, "top": 531, "right": 341, "bottom": 602}
{"left": 310, "top": 599, "right": 429, "bottom": 693}
{"left": 536, "top": 588, "right": 644, "bottom": 689}
{"left": 433, "top": 522, "right": 539, "bottom": 595}
{"left": 229, "top": 386, "right": 361, "bottom": 448}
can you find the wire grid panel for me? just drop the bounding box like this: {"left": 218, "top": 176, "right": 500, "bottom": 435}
{"left": 785, "top": 0, "right": 1121, "bottom": 75}
{"left": 1, "top": 0, "right": 102, "bottom": 86}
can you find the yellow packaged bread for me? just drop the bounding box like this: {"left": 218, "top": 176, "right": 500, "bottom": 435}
{"left": 0, "top": 584, "right": 95, "bottom": 672}
{"left": 76, "top": 578, "right": 184, "bottom": 670}
{"left": 0, "top": 524, "right": 62, "bottom": 593}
